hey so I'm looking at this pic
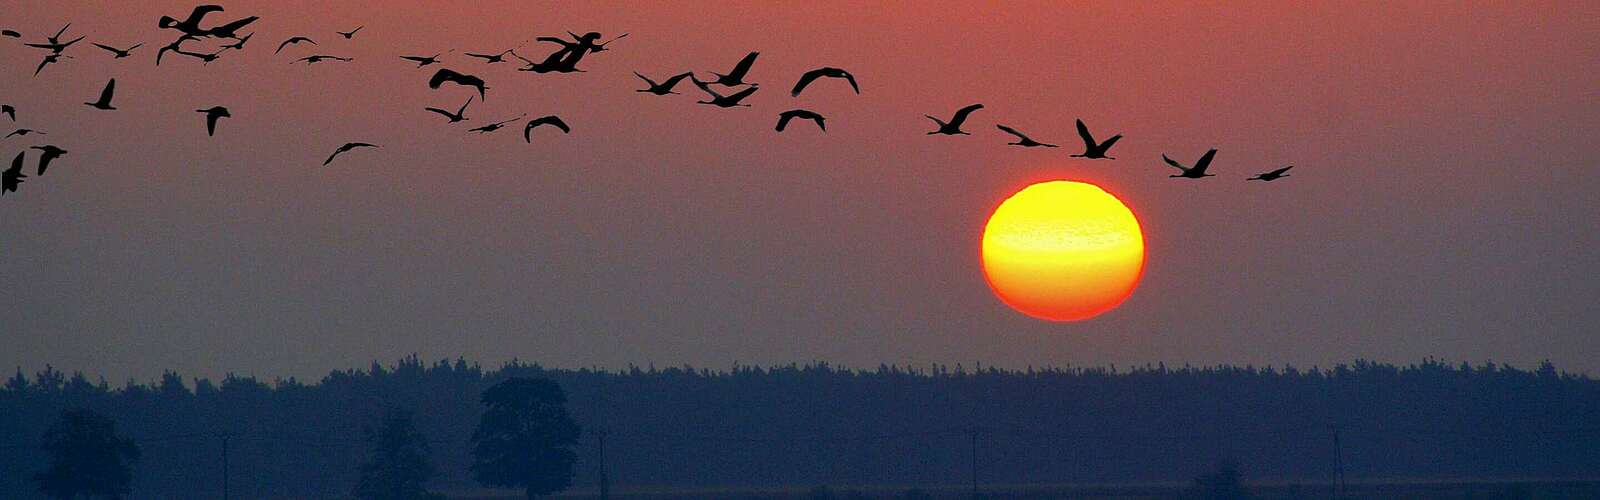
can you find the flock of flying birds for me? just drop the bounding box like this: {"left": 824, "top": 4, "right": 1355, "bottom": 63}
{"left": 0, "top": 5, "right": 1298, "bottom": 199}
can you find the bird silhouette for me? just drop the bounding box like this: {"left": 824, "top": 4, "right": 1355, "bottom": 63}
{"left": 400, "top": 53, "right": 444, "bottom": 67}
{"left": 201, "top": 16, "right": 258, "bottom": 39}
{"left": 323, "top": 142, "right": 377, "bottom": 166}
{"left": 776, "top": 109, "right": 826, "bottom": 132}
{"left": 293, "top": 54, "right": 352, "bottom": 65}
{"left": 464, "top": 50, "right": 513, "bottom": 64}
{"left": 428, "top": 69, "right": 488, "bottom": 100}
{"left": 709, "top": 52, "right": 759, "bottom": 87}
{"left": 27, "top": 25, "right": 85, "bottom": 54}
{"left": 2, "top": 30, "right": 20, "bottom": 38}
{"left": 2, "top": 152, "right": 24, "bottom": 196}
{"left": 633, "top": 71, "right": 694, "bottom": 95}
{"left": 5, "top": 129, "right": 45, "bottom": 139}
{"left": 524, "top": 116, "right": 570, "bottom": 142}
{"left": 156, "top": 35, "right": 197, "bottom": 66}
{"left": 28, "top": 37, "right": 85, "bottom": 56}
{"left": 85, "top": 79, "right": 117, "bottom": 110}
{"left": 996, "top": 124, "right": 1057, "bottom": 147}
{"left": 1163, "top": 149, "right": 1219, "bottom": 179}
{"left": 175, "top": 46, "right": 224, "bottom": 65}
{"left": 275, "top": 36, "right": 316, "bottom": 54}
{"left": 1069, "top": 119, "right": 1121, "bottom": 159}
{"left": 196, "top": 106, "right": 230, "bottom": 136}
{"left": 592, "top": 32, "right": 629, "bottom": 52}
{"left": 925, "top": 104, "right": 983, "bottom": 135}
{"left": 158, "top": 5, "right": 224, "bottom": 37}
{"left": 1, "top": 105, "right": 13, "bottom": 121}
{"left": 1247, "top": 165, "right": 1293, "bottom": 181}
{"left": 93, "top": 42, "right": 143, "bottom": 59}
{"left": 791, "top": 67, "right": 859, "bottom": 97}
{"left": 336, "top": 26, "right": 364, "bottom": 39}
{"left": 511, "top": 49, "right": 584, "bottom": 74}
{"left": 531, "top": 32, "right": 609, "bottom": 72}
{"left": 30, "top": 145, "right": 66, "bottom": 175}
{"left": 469, "top": 115, "right": 524, "bottom": 134}
{"left": 424, "top": 96, "right": 473, "bottom": 123}
{"left": 218, "top": 32, "right": 252, "bottom": 51}
{"left": 692, "top": 78, "right": 758, "bottom": 108}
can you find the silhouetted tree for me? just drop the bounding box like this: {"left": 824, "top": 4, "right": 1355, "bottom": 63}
{"left": 470, "top": 377, "right": 580, "bottom": 499}
{"left": 1185, "top": 460, "right": 1252, "bottom": 500}
{"left": 33, "top": 408, "right": 140, "bottom": 499}
{"left": 354, "top": 409, "right": 441, "bottom": 500}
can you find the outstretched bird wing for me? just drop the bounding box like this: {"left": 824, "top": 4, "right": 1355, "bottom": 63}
{"left": 275, "top": 36, "right": 315, "bottom": 54}
{"left": 93, "top": 43, "right": 123, "bottom": 55}
{"left": 523, "top": 116, "right": 570, "bottom": 142}
{"left": 791, "top": 69, "right": 825, "bottom": 97}
{"left": 949, "top": 104, "right": 984, "bottom": 125}
{"left": 1075, "top": 119, "right": 1098, "bottom": 146}
{"left": 423, "top": 107, "right": 456, "bottom": 120}
{"left": 1161, "top": 154, "right": 1188, "bottom": 172}
{"left": 691, "top": 78, "right": 725, "bottom": 99}
{"left": 659, "top": 72, "right": 694, "bottom": 89}
{"left": 34, "top": 148, "right": 61, "bottom": 175}
{"left": 181, "top": 5, "right": 226, "bottom": 27}
{"left": 96, "top": 79, "right": 116, "bottom": 104}
{"left": 632, "top": 71, "right": 659, "bottom": 87}
{"left": 2, "top": 151, "right": 24, "bottom": 194}
{"left": 839, "top": 70, "right": 859, "bottom": 94}
{"left": 203, "top": 112, "right": 222, "bottom": 136}
{"left": 428, "top": 69, "right": 463, "bottom": 88}
{"left": 995, "top": 124, "right": 1028, "bottom": 141}
{"left": 1192, "top": 149, "right": 1218, "bottom": 173}
{"left": 726, "top": 52, "right": 759, "bottom": 80}
{"left": 209, "top": 16, "right": 259, "bottom": 36}
{"left": 725, "top": 85, "right": 760, "bottom": 103}
{"left": 1266, "top": 165, "right": 1293, "bottom": 177}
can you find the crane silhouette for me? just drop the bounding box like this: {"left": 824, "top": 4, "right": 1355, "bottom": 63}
{"left": 1162, "top": 149, "right": 1219, "bottom": 179}
{"left": 634, "top": 71, "right": 695, "bottom": 95}
{"left": 93, "top": 42, "right": 142, "bottom": 59}
{"left": 708, "top": 52, "right": 759, "bottom": 87}
{"left": 85, "top": 79, "right": 118, "bottom": 110}
{"left": 1069, "top": 119, "right": 1122, "bottom": 159}
{"left": 196, "top": 106, "right": 231, "bottom": 137}
{"left": 926, "top": 104, "right": 983, "bottom": 135}
{"left": 323, "top": 143, "right": 378, "bottom": 166}
{"left": 692, "top": 78, "right": 758, "bottom": 108}
{"left": 791, "top": 67, "right": 859, "bottom": 96}
{"left": 1248, "top": 165, "right": 1294, "bottom": 181}
{"left": 424, "top": 97, "right": 473, "bottom": 123}
{"left": 996, "top": 124, "right": 1056, "bottom": 147}
{"left": 524, "top": 116, "right": 571, "bottom": 142}
{"left": 776, "top": 110, "right": 826, "bottom": 132}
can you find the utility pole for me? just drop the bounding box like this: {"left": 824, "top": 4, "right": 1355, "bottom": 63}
{"left": 222, "top": 432, "right": 232, "bottom": 500}
{"left": 967, "top": 427, "right": 980, "bottom": 500}
{"left": 1331, "top": 426, "right": 1345, "bottom": 499}
{"left": 597, "top": 429, "right": 610, "bottom": 500}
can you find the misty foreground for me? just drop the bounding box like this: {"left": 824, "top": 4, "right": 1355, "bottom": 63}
{"left": 3, "top": 358, "right": 1599, "bottom": 498}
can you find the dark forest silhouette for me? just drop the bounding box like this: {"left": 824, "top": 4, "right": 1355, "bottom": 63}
{"left": 2, "top": 357, "right": 1599, "bottom": 498}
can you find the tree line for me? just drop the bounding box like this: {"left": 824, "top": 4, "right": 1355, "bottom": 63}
{"left": 3, "top": 357, "right": 1598, "bottom": 498}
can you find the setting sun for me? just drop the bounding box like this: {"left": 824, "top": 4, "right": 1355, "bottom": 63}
{"left": 981, "top": 181, "right": 1145, "bottom": 321}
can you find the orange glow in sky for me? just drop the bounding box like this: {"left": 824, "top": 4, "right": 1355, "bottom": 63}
{"left": 981, "top": 181, "right": 1144, "bottom": 322}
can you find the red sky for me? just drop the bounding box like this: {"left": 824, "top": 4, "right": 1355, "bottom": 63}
{"left": 2, "top": 1, "right": 1597, "bottom": 379}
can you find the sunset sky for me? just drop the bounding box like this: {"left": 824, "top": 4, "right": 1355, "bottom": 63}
{"left": 3, "top": 1, "right": 1597, "bottom": 380}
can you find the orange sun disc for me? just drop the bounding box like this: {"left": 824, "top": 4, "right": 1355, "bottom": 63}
{"left": 981, "top": 180, "right": 1145, "bottom": 321}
